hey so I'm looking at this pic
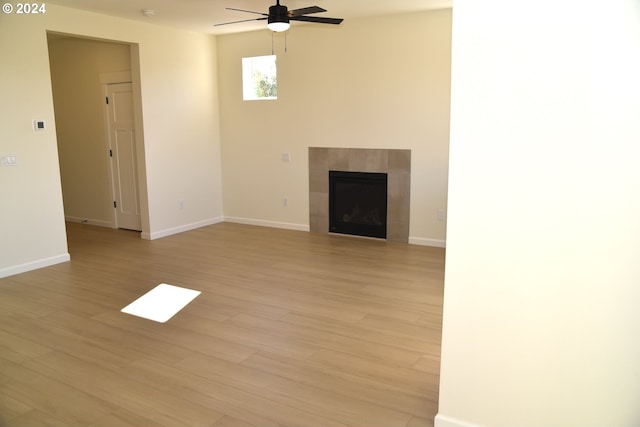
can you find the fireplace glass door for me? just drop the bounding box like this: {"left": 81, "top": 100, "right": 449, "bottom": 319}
{"left": 329, "top": 171, "right": 388, "bottom": 239}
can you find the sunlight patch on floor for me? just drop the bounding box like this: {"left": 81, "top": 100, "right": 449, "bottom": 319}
{"left": 121, "top": 283, "right": 201, "bottom": 323}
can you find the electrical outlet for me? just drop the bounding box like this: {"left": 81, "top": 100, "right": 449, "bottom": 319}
{"left": 283, "top": 196, "right": 289, "bottom": 207}
{"left": 282, "top": 152, "right": 291, "bottom": 162}
{"left": 437, "top": 208, "right": 445, "bottom": 221}
{"left": 179, "top": 199, "right": 184, "bottom": 210}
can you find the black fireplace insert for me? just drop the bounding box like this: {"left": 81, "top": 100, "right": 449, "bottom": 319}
{"left": 329, "top": 171, "right": 388, "bottom": 239}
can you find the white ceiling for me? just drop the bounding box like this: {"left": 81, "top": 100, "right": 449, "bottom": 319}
{"left": 46, "top": 0, "right": 452, "bottom": 35}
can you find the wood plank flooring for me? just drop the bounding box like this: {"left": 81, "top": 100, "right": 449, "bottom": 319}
{"left": 0, "top": 222, "right": 445, "bottom": 427}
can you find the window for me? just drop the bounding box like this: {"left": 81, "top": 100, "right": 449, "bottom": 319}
{"left": 242, "top": 55, "right": 277, "bottom": 101}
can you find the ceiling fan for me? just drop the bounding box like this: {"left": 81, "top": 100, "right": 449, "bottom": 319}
{"left": 215, "top": 0, "right": 344, "bottom": 32}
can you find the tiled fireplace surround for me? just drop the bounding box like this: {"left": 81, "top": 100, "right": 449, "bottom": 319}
{"left": 308, "top": 147, "right": 411, "bottom": 243}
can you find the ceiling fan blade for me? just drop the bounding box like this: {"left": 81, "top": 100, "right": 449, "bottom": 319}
{"left": 290, "top": 16, "right": 344, "bottom": 25}
{"left": 225, "top": 7, "right": 267, "bottom": 16}
{"left": 288, "top": 6, "right": 326, "bottom": 17}
{"left": 214, "top": 17, "right": 267, "bottom": 27}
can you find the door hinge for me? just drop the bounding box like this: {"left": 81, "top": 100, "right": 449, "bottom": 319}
{"left": 113, "top": 201, "right": 117, "bottom": 208}
{"left": 109, "top": 149, "right": 112, "bottom": 157}
{"left": 106, "top": 96, "right": 109, "bottom": 104}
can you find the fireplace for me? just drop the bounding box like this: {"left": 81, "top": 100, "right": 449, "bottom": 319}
{"left": 309, "top": 147, "right": 410, "bottom": 243}
{"left": 329, "top": 171, "right": 388, "bottom": 239}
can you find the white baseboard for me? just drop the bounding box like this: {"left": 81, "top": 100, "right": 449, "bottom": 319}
{"left": 141, "top": 216, "right": 224, "bottom": 240}
{"left": 0, "top": 253, "right": 71, "bottom": 279}
{"left": 435, "top": 414, "right": 483, "bottom": 427}
{"left": 409, "top": 236, "right": 446, "bottom": 248}
{"left": 65, "top": 216, "right": 114, "bottom": 228}
{"left": 224, "top": 216, "right": 310, "bottom": 232}
{"left": 222, "top": 218, "right": 444, "bottom": 246}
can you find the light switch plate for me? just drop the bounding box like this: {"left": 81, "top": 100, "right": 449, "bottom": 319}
{"left": 1, "top": 155, "right": 17, "bottom": 166}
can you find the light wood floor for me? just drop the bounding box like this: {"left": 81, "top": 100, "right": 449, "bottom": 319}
{"left": 0, "top": 222, "right": 444, "bottom": 427}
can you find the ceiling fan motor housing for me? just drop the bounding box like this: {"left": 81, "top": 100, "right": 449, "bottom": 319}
{"left": 268, "top": 4, "right": 290, "bottom": 25}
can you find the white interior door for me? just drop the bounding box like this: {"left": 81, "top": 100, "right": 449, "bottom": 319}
{"left": 106, "top": 82, "right": 141, "bottom": 231}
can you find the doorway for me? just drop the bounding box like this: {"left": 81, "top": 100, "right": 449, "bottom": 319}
{"left": 47, "top": 33, "right": 145, "bottom": 233}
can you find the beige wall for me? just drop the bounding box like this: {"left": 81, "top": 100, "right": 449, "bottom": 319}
{"left": 48, "top": 37, "right": 131, "bottom": 226}
{"left": 438, "top": 0, "right": 640, "bottom": 426}
{"left": 217, "top": 10, "right": 452, "bottom": 245}
{"left": 0, "top": 5, "right": 223, "bottom": 276}
{"left": 0, "top": 15, "right": 69, "bottom": 276}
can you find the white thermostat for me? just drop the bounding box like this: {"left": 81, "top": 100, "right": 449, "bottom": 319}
{"left": 33, "top": 119, "right": 46, "bottom": 131}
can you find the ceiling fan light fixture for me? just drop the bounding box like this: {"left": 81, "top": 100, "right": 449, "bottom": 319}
{"left": 267, "top": 20, "right": 290, "bottom": 32}
{"left": 267, "top": 3, "right": 290, "bottom": 32}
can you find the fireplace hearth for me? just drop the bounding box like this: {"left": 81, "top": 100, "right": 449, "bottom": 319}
{"left": 329, "top": 171, "right": 387, "bottom": 239}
